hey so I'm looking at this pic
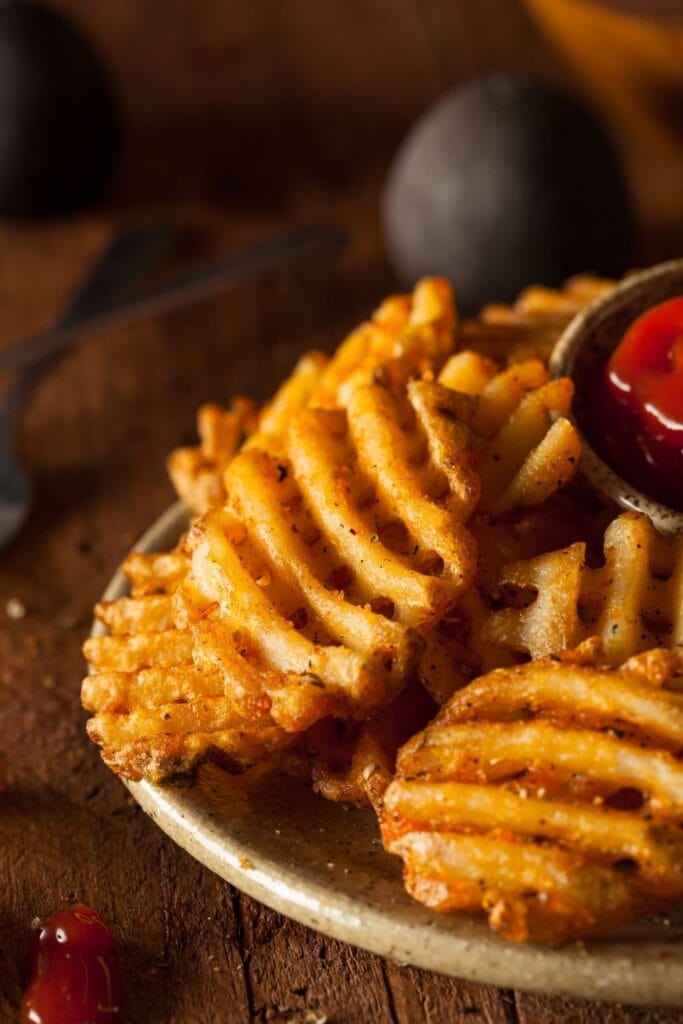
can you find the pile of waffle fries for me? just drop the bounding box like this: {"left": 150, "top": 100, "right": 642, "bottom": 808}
{"left": 82, "top": 273, "right": 683, "bottom": 943}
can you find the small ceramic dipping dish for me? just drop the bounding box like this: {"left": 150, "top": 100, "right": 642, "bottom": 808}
{"left": 550, "top": 258, "right": 683, "bottom": 536}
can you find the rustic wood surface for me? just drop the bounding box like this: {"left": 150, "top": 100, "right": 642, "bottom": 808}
{"left": 0, "top": 2, "right": 681, "bottom": 1021}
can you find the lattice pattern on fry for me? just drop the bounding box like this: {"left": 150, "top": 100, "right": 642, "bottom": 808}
{"left": 168, "top": 397, "right": 259, "bottom": 515}
{"left": 459, "top": 274, "right": 615, "bottom": 364}
{"left": 382, "top": 649, "right": 683, "bottom": 942}
{"left": 83, "top": 547, "right": 287, "bottom": 782}
{"left": 178, "top": 366, "right": 481, "bottom": 733}
{"left": 288, "top": 380, "right": 479, "bottom": 623}
{"left": 484, "top": 511, "right": 683, "bottom": 664}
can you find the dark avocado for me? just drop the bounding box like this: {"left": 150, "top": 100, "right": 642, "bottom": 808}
{"left": 383, "top": 75, "right": 635, "bottom": 315}
{"left": 0, "top": 1, "right": 119, "bottom": 216}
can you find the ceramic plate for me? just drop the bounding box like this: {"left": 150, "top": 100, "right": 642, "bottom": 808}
{"left": 91, "top": 502, "right": 683, "bottom": 1008}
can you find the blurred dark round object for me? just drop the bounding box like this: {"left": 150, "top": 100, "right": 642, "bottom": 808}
{"left": 383, "top": 75, "right": 635, "bottom": 315}
{"left": 0, "top": 0, "right": 118, "bottom": 216}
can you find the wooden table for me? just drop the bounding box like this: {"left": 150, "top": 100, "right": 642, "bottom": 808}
{"left": 0, "top": 3, "right": 680, "bottom": 1021}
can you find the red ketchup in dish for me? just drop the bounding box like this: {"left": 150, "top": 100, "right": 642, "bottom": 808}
{"left": 21, "top": 903, "right": 121, "bottom": 1024}
{"left": 588, "top": 296, "right": 683, "bottom": 509}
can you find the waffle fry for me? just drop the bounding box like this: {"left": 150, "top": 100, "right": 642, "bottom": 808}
{"left": 83, "top": 547, "right": 288, "bottom": 782}
{"left": 485, "top": 511, "right": 683, "bottom": 664}
{"left": 179, "top": 365, "right": 480, "bottom": 733}
{"left": 382, "top": 649, "right": 683, "bottom": 942}
{"left": 276, "top": 344, "right": 584, "bottom": 788}
{"left": 171, "top": 279, "right": 478, "bottom": 737}
{"left": 85, "top": 278, "right": 474, "bottom": 777}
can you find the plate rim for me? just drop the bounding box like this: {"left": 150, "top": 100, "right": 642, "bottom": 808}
{"left": 91, "top": 501, "right": 683, "bottom": 1008}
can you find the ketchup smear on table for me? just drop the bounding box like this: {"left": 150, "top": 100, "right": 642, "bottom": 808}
{"left": 585, "top": 296, "right": 683, "bottom": 510}
{"left": 21, "top": 903, "right": 121, "bottom": 1024}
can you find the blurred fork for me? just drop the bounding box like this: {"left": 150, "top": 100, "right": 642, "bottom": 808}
{"left": 0, "top": 222, "right": 343, "bottom": 550}
{"left": 0, "top": 224, "right": 178, "bottom": 550}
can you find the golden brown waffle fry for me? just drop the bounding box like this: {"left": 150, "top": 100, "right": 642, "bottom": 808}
{"left": 382, "top": 648, "right": 683, "bottom": 942}
{"left": 485, "top": 511, "right": 683, "bottom": 665}
{"left": 168, "top": 397, "right": 259, "bottom": 514}
{"left": 460, "top": 273, "right": 615, "bottom": 365}
{"left": 83, "top": 547, "right": 287, "bottom": 782}
{"left": 179, "top": 363, "right": 480, "bottom": 733}
{"left": 172, "top": 279, "right": 476, "bottom": 738}
{"left": 85, "top": 278, "right": 469, "bottom": 780}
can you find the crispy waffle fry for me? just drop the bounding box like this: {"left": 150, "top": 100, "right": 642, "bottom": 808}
{"left": 485, "top": 511, "right": 683, "bottom": 664}
{"left": 178, "top": 366, "right": 480, "bottom": 733}
{"left": 83, "top": 547, "right": 287, "bottom": 782}
{"left": 277, "top": 346, "right": 585, "bottom": 794}
{"left": 173, "top": 279, "right": 478, "bottom": 736}
{"left": 85, "top": 278, "right": 471, "bottom": 779}
{"left": 382, "top": 649, "right": 683, "bottom": 942}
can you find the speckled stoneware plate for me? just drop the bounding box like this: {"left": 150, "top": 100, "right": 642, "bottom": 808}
{"left": 91, "top": 502, "right": 683, "bottom": 1007}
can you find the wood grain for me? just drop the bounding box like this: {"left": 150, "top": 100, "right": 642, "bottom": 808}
{"left": 0, "top": 2, "right": 678, "bottom": 1021}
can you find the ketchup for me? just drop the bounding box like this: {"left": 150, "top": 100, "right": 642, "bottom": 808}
{"left": 585, "top": 296, "right": 683, "bottom": 509}
{"left": 21, "top": 903, "right": 121, "bottom": 1024}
